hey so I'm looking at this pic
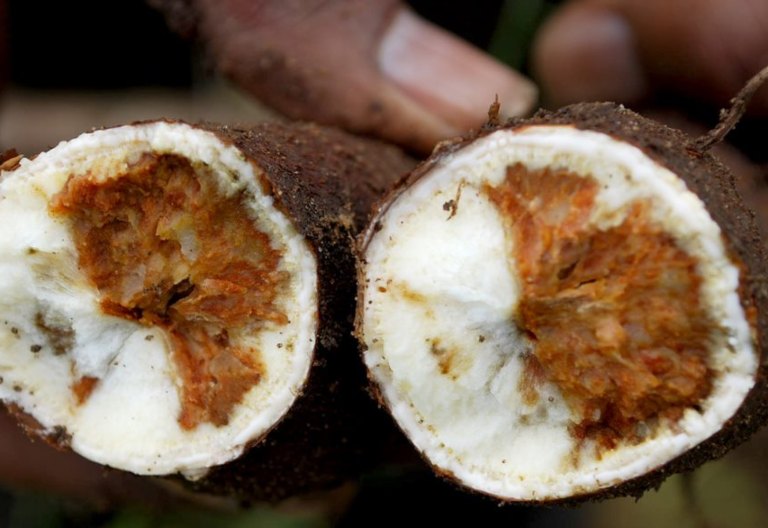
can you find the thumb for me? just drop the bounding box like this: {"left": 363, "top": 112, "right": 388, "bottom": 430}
{"left": 189, "top": 0, "right": 537, "bottom": 153}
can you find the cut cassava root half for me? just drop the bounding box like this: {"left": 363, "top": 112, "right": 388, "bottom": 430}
{"left": 0, "top": 120, "right": 411, "bottom": 499}
{"left": 357, "top": 102, "right": 767, "bottom": 502}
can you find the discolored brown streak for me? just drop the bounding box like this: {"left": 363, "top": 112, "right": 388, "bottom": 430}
{"left": 34, "top": 312, "right": 74, "bottom": 356}
{"left": 519, "top": 353, "right": 545, "bottom": 406}
{"left": 486, "top": 164, "right": 715, "bottom": 448}
{"left": 51, "top": 153, "right": 287, "bottom": 429}
{"left": 72, "top": 376, "right": 100, "bottom": 405}
{"left": 429, "top": 339, "right": 453, "bottom": 376}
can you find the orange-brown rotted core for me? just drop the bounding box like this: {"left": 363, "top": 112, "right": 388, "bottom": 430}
{"left": 51, "top": 153, "right": 289, "bottom": 430}
{"left": 486, "top": 163, "right": 715, "bottom": 448}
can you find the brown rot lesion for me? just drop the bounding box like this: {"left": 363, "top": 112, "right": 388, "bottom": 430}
{"left": 50, "top": 153, "right": 289, "bottom": 430}
{"left": 486, "top": 163, "right": 720, "bottom": 449}
{"left": 34, "top": 311, "right": 75, "bottom": 356}
{"left": 427, "top": 337, "right": 472, "bottom": 381}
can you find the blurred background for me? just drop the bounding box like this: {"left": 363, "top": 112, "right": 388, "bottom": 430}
{"left": 1, "top": 0, "right": 768, "bottom": 526}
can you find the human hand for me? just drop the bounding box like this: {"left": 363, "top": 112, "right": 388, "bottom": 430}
{"left": 153, "top": 0, "right": 537, "bottom": 153}
{"left": 532, "top": 0, "right": 768, "bottom": 113}
{"left": 0, "top": 407, "right": 183, "bottom": 509}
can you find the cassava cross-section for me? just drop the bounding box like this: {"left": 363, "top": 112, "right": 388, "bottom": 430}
{"left": 0, "top": 120, "right": 410, "bottom": 497}
{"left": 357, "top": 103, "right": 767, "bottom": 502}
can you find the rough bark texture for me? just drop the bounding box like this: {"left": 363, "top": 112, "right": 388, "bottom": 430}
{"left": 188, "top": 121, "right": 414, "bottom": 502}
{"left": 3, "top": 120, "right": 414, "bottom": 504}
{"left": 358, "top": 102, "right": 768, "bottom": 503}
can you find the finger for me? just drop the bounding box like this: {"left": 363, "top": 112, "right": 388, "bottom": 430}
{"left": 0, "top": 408, "right": 174, "bottom": 508}
{"left": 533, "top": 0, "right": 768, "bottom": 113}
{"left": 532, "top": 2, "right": 648, "bottom": 107}
{"left": 378, "top": 9, "right": 537, "bottom": 136}
{"left": 193, "top": 0, "right": 537, "bottom": 153}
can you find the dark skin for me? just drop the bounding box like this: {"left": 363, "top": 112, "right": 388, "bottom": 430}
{"left": 185, "top": 0, "right": 538, "bottom": 153}
{"left": 1, "top": 0, "right": 767, "bottom": 505}
{"left": 532, "top": 0, "right": 768, "bottom": 112}
{"left": 184, "top": 0, "right": 768, "bottom": 152}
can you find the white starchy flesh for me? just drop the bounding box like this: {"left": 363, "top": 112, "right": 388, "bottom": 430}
{"left": 0, "top": 122, "right": 317, "bottom": 478}
{"left": 361, "top": 126, "right": 757, "bottom": 501}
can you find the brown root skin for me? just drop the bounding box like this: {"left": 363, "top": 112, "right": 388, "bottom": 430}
{"left": 357, "top": 101, "right": 768, "bottom": 504}
{"left": 4, "top": 119, "right": 414, "bottom": 504}
{"left": 3, "top": 403, "right": 71, "bottom": 451}
{"left": 186, "top": 121, "right": 413, "bottom": 502}
{"left": 0, "top": 149, "right": 21, "bottom": 171}
{"left": 486, "top": 95, "right": 502, "bottom": 128}
{"left": 0, "top": 404, "right": 222, "bottom": 512}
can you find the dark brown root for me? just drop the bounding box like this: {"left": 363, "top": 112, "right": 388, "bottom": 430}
{"left": 358, "top": 101, "right": 768, "bottom": 504}
{"left": 2, "top": 120, "right": 415, "bottom": 504}
{"left": 695, "top": 64, "right": 768, "bottom": 151}
{"left": 191, "top": 121, "right": 415, "bottom": 502}
{"left": 486, "top": 95, "right": 502, "bottom": 128}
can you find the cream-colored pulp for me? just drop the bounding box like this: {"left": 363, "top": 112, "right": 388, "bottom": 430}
{"left": 361, "top": 126, "right": 756, "bottom": 500}
{"left": 0, "top": 122, "right": 318, "bottom": 478}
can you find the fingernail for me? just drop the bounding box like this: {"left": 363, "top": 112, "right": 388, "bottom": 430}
{"left": 378, "top": 9, "right": 538, "bottom": 131}
{"left": 533, "top": 7, "right": 647, "bottom": 106}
